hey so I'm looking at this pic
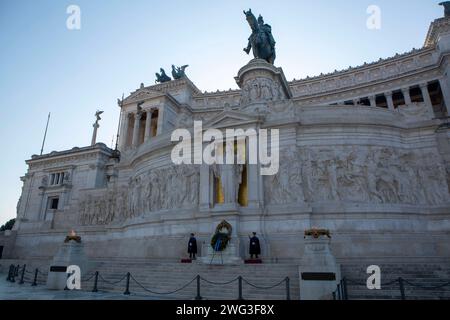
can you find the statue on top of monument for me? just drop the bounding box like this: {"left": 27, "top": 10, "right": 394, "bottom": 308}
{"left": 94, "top": 110, "right": 104, "bottom": 123}
{"left": 172, "top": 65, "right": 189, "bottom": 80}
{"left": 155, "top": 68, "right": 171, "bottom": 83}
{"left": 91, "top": 110, "right": 103, "bottom": 146}
{"left": 440, "top": 2, "right": 450, "bottom": 17}
{"left": 243, "top": 9, "right": 276, "bottom": 64}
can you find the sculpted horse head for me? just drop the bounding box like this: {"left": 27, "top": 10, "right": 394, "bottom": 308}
{"left": 243, "top": 9, "right": 258, "bottom": 32}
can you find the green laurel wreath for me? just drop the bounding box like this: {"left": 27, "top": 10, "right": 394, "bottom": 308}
{"left": 210, "top": 233, "right": 230, "bottom": 252}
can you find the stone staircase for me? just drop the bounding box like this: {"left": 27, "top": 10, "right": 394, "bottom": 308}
{"left": 84, "top": 259, "right": 299, "bottom": 300}
{"left": 0, "top": 258, "right": 299, "bottom": 300}
{"left": 341, "top": 263, "right": 450, "bottom": 300}
{"left": 2, "top": 258, "right": 450, "bottom": 300}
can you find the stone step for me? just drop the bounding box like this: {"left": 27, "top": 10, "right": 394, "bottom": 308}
{"left": 3, "top": 258, "right": 450, "bottom": 300}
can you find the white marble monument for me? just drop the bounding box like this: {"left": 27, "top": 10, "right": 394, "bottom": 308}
{"left": 4, "top": 6, "right": 450, "bottom": 273}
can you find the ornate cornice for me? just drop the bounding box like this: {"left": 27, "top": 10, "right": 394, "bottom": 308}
{"left": 123, "top": 77, "right": 202, "bottom": 106}
{"left": 27, "top": 144, "right": 114, "bottom": 169}
{"left": 425, "top": 17, "right": 450, "bottom": 47}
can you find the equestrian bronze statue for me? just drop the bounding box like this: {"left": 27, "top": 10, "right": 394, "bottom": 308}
{"left": 243, "top": 9, "right": 276, "bottom": 64}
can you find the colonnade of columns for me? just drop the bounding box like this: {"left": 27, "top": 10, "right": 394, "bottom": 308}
{"left": 339, "top": 80, "right": 447, "bottom": 118}
{"left": 120, "top": 108, "right": 160, "bottom": 150}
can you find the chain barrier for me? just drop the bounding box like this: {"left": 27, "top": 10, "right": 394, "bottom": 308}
{"left": 402, "top": 279, "right": 450, "bottom": 290}
{"left": 81, "top": 272, "right": 96, "bottom": 283}
{"left": 5, "top": 263, "right": 449, "bottom": 300}
{"left": 242, "top": 277, "right": 287, "bottom": 290}
{"left": 98, "top": 273, "right": 128, "bottom": 285}
{"left": 334, "top": 277, "right": 450, "bottom": 300}
{"left": 4, "top": 265, "right": 291, "bottom": 300}
{"left": 345, "top": 278, "right": 399, "bottom": 287}
{"left": 129, "top": 274, "right": 197, "bottom": 295}
{"left": 199, "top": 276, "right": 239, "bottom": 286}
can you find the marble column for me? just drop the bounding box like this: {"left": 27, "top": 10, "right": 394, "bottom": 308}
{"left": 369, "top": 95, "right": 376, "bottom": 107}
{"left": 439, "top": 77, "right": 450, "bottom": 115}
{"left": 402, "top": 88, "right": 412, "bottom": 105}
{"left": 156, "top": 107, "right": 164, "bottom": 135}
{"left": 419, "top": 83, "right": 435, "bottom": 118}
{"left": 199, "top": 163, "right": 210, "bottom": 212}
{"left": 247, "top": 164, "right": 260, "bottom": 208}
{"left": 132, "top": 112, "right": 142, "bottom": 148}
{"left": 119, "top": 113, "right": 129, "bottom": 150}
{"left": 144, "top": 110, "right": 152, "bottom": 142}
{"left": 385, "top": 91, "right": 395, "bottom": 110}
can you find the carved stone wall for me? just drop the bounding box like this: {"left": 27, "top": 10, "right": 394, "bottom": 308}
{"left": 265, "top": 145, "right": 450, "bottom": 206}
{"left": 78, "top": 165, "right": 200, "bottom": 226}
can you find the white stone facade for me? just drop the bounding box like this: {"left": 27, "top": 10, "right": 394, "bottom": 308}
{"left": 7, "top": 14, "right": 450, "bottom": 264}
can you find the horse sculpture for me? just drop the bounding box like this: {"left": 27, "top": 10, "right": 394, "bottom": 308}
{"left": 155, "top": 68, "right": 171, "bottom": 83}
{"left": 243, "top": 9, "right": 276, "bottom": 65}
{"left": 172, "top": 65, "right": 189, "bottom": 80}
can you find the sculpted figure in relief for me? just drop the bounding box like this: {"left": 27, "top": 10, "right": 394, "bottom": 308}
{"left": 240, "top": 78, "right": 284, "bottom": 105}
{"left": 265, "top": 147, "right": 305, "bottom": 204}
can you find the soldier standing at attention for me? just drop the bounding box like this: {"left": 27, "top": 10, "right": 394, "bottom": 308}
{"left": 188, "top": 233, "right": 197, "bottom": 260}
{"left": 249, "top": 232, "right": 261, "bottom": 259}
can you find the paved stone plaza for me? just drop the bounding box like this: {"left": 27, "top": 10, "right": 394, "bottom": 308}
{"left": 0, "top": 272, "right": 164, "bottom": 300}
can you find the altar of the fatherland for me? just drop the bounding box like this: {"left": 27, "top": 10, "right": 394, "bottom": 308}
{"left": 1, "top": 4, "right": 450, "bottom": 300}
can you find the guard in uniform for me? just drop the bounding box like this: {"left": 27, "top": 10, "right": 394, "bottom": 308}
{"left": 188, "top": 233, "right": 197, "bottom": 260}
{"left": 249, "top": 232, "right": 261, "bottom": 259}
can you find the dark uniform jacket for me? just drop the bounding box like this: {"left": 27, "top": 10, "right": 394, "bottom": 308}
{"left": 188, "top": 237, "right": 197, "bottom": 254}
{"left": 249, "top": 236, "right": 261, "bottom": 255}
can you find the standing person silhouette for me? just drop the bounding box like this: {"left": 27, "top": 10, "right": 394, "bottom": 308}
{"left": 249, "top": 232, "right": 261, "bottom": 259}
{"left": 188, "top": 233, "right": 197, "bottom": 260}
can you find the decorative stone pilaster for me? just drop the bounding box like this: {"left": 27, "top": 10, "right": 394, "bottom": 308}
{"left": 156, "top": 107, "right": 164, "bottom": 136}
{"left": 247, "top": 163, "right": 260, "bottom": 208}
{"left": 199, "top": 163, "right": 210, "bottom": 212}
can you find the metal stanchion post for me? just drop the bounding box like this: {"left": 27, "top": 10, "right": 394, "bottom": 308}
{"left": 343, "top": 278, "right": 348, "bottom": 300}
{"left": 92, "top": 271, "right": 99, "bottom": 292}
{"left": 6, "top": 265, "right": 13, "bottom": 282}
{"left": 337, "top": 284, "right": 341, "bottom": 300}
{"left": 285, "top": 277, "right": 291, "bottom": 300}
{"left": 238, "top": 276, "right": 244, "bottom": 300}
{"left": 123, "top": 272, "right": 131, "bottom": 295}
{"left": 195, "top": 275, "right": 202, "bottom": 300}
{"left": 31, "top": 268, "right": 38, "bottom": 286}
{"left": 399, "top": 277, "right": 406, "bottom": 300}
{"left": 19, "top": 264, "right": 26, "bottom": 284}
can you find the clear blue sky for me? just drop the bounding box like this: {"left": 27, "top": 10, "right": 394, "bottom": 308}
{"left": 0, "top": 0, "right": 443, "bottom": 224}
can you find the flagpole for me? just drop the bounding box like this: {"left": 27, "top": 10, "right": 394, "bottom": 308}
{"left": 115, "top": 94, "right": 124, "bottom": 151}
{"left": 40, "top": 112, "right": 51, "bottom": 156}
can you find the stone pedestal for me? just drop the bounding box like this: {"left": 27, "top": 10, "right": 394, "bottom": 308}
{"left": 200, "top": 243, "right": 243, "bottom": 265}
{"left": 46, "top": 240, "right": 90, "bottom": 290}
{"left": 234, "top": 59, "right": 292, "bottom": 113}
{"left": 299, "top": 234, "right": 341, "bottom": 300}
